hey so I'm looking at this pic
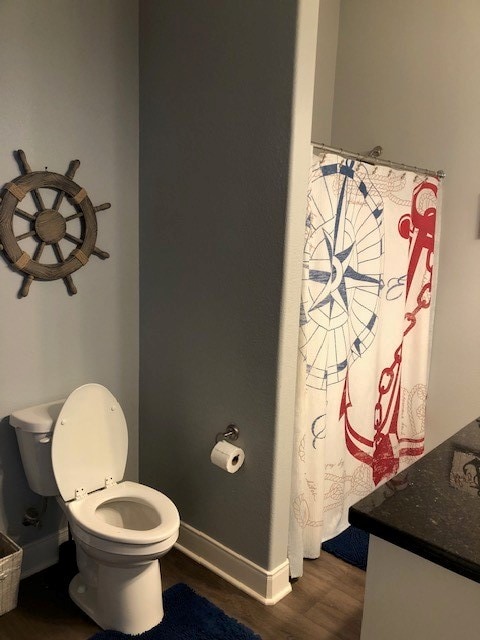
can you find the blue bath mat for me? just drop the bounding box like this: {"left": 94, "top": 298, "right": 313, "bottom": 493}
{"left": 89, "top": 583, "right": 262, "bottom": 640}
{"left": 322, "top": 525, "right": 369, "bottom": 570}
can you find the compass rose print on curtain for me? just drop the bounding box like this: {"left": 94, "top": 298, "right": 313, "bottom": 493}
{"left": 288, "top": 152, "right": 440, "bottom": 578}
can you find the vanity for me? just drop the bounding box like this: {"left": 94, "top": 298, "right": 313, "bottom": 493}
{"left": 349, "top": 417, "right": 480, "bottom": 640}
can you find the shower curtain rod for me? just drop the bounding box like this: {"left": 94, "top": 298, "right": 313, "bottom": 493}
{"left": 311, "top": 141, "right": 446, "bottom": 180}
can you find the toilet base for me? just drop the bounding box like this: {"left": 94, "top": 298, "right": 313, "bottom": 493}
{"left": 69, "top": 559, "right": 164, "bottom": 634}
{"left": 69, "top": 574, "right": 100, "bottom": 625}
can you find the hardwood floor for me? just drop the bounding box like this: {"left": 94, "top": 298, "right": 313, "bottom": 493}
{"left": 0, "top": 548, "right": 365, "bottom": 640}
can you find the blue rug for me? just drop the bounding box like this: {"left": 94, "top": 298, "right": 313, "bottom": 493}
{"left": 322, "top": 526, "right": 369, "bottom": 570}
{"left": 89, "top": 583, "right": 262, "bottom": 640}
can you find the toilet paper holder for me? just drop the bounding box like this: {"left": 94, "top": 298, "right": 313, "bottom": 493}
{"left": 215, "top": 424, "right": 240, "bottom": 444}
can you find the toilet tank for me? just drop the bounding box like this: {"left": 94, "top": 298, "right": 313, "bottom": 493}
{"left": 10, "top": 400, "right": 64, "bottom": 496}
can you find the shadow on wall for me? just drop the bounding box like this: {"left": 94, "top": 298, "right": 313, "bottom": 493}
{"left": 0, "top": 416, "right": 63, "bottom": 543}
{"left": 0, "top": 416, "right": 27, "bottom": 533}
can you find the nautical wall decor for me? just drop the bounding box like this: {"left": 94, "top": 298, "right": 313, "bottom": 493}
{"left": 0, "top": 150, "right": 110, "bottom": 297}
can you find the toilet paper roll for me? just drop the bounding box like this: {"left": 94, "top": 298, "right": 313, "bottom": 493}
{"left": 210, "top": 440, "right": 245, "bottom": 473}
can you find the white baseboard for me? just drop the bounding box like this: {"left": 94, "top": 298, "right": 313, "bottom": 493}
{"left": 19, "top": 522, "right": 293, "bottom": 607}
{"left": 20, "top": 527, "right": 69, "bottom": 579}
{"left": 175, "top": 522, "right": 292, "bottom": 605}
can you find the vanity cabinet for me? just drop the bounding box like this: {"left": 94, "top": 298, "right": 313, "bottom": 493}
{"left": 350, "top": 417, "right": 480, "bottom": 640}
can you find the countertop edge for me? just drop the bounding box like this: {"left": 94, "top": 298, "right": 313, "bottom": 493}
{"left": 349, "top": 507, "right": 480, "bottom": 584}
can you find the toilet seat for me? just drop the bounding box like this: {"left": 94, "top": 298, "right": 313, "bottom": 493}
{"left": 67, "top": 480, "right": 179, "bottom": 545}
{"left": 52, "top": 383, "right": 128, "bottom": 502}
{"left": 51, "top": 383, "right": 180, "bottom": 552}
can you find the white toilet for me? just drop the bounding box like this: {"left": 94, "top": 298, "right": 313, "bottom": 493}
{"left": 11, "top": 383, "right": 180, "bottom": 635}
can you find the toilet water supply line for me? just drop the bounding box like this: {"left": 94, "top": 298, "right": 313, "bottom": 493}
{"left": 23, "top": 496, "right": 48, "bottom": 527}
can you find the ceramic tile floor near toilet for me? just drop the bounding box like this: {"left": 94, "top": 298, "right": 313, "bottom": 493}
{"left": 0, "top": 547, "right": 365, "bottom": 640}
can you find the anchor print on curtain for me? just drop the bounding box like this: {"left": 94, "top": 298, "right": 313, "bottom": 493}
{"left": 288, "top": 152, "right": 440, "bottom": 578}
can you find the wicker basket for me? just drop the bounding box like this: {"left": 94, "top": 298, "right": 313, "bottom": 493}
{"left": 0, "top": 533, "right": 22, "bottom": 615}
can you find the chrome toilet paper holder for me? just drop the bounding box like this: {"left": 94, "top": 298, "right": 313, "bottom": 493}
{"left": 215, "top": 424, "right": 240, "bottom": 444}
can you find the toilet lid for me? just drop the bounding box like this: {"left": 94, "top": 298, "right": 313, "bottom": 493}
{"left": 52, "top": 383, "right": 128, "bottom": 502}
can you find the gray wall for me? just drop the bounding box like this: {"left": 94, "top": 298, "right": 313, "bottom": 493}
{"left": 329, "top": 0, "right": 480, "bottom": 451}
{"left": 0, "top": 0, "right": 139, "bottom": 545}
{"left": 139, "top": 0, "right": 298, "bottom": 569}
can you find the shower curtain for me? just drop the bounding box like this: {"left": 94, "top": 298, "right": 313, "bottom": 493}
{"left": 288, "top": 151, "right": 440, "bottom": 578}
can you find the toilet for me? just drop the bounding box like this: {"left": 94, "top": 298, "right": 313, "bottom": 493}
{"left": 10, "top": 383, "right": 180, "bottom": 635}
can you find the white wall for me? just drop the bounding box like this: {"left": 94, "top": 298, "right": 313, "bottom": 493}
{"left": 0, "top": 0, "right": 139, "bottom": 546}
{"left": 330, "top": 0, "right": 480, "bottom": 450}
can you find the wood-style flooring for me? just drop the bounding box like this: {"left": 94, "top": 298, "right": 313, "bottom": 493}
{"left": 0, "top": 548, "right": 365, "bottom": 640}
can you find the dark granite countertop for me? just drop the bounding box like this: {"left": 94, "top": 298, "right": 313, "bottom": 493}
{"left": 349, "top": 417, "right": 480, "bottom": 583}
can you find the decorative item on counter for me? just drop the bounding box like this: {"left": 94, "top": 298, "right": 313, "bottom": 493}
{"left": 0, "top": 150, "right": 111, "bottom": 297}
{"left": 449, "top": 448, "right": 480, "bottom": 496}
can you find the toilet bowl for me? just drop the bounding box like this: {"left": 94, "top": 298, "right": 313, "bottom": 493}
{"left": 11, "top": 383, "right": 180, "bottom": 635}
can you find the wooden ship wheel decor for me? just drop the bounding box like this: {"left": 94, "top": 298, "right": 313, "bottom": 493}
{"left": 0, "top": 150, "right": 111, "bottom": 297}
